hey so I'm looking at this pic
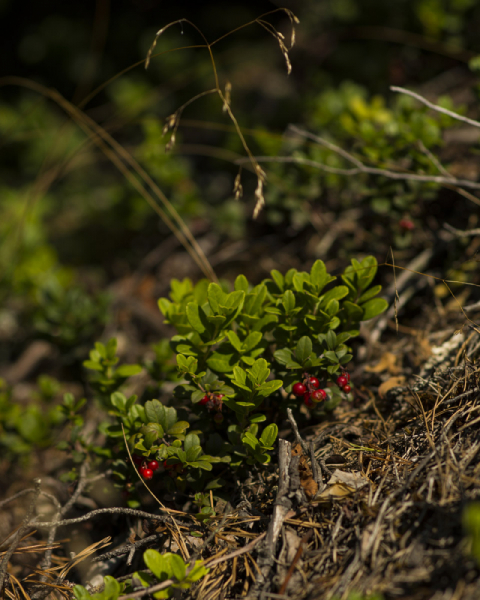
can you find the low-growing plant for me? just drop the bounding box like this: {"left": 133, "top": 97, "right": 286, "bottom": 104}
{"left": 73, "top": 550, "right": 208, "bottom": 600}
{"left": 463, "top": 502, "right": 480, "bottom": 565}
{"left": 0, "top": 376, "right": 65, "bottom": 459}
{"left": 257, "top": 82, "right": 465, "bottom": 248}
{"left": 79, "top": 256, "right": 387, "bottom": 498}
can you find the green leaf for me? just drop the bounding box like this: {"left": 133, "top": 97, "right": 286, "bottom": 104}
{"left": 185, "top": 433, "right": 201, "bottom": 451}
{"left": 168, "top": 554, "right": 186, "bottom": 581}
{"left": 250, "top": 413, "right": 267, "bottom": 423}
{"left": 186, "top": 303, "right": 212, "bottom": 337}
{"left": 190, "top": 459, "right": 213, "bottom": 471}
{"left": 157, "top": 297, "right": 171, "bottom": 317}
{"left": 222, "top": 290, "right": 245, "bottom": 312}
{"left": 256, "top": 380, "right": 283, "bottom": 397}
{"left": 186, "top": 561, "right": 209, "bottom": 582}
{"left": 293, "top": 272, "right": 308, "bottom": 291}
{"left": 226, "top": 331, "right": 242, "bottom": 352}
{"left": 162, "top": 406, "right": 178, "bottom": 431}
{"left": 207, "top": 283, "right": 225, "bottom": 314}
{"left": 72, "top": 586, "right": 91, "bottom": 600}
{"left": 274, "top": 348, "right": 293, "bottom": 365}
{"left": 321, "top": 285, "right": 349, "bottom": 306}
{"left": 242, "top": 432, "right": 259, "bottom": 450}
{"left": 282, "top": 290, "right": 295, "bottom": 313}
{"left": 145, "top": 400, "right": 165, "bottom": 425}
{"left": 166, "top": 421, "right": 189, "bottom": 435}
{"left": 324, "top": 351, "right": 339, "bottom": 363}
{"left": 246, "top": 358, "right": 269, "bottom": 385}
{"left": 140, "top": 423, "right": 163, "bottom": 448}
{"left": 232, "top": 366, "right": 247, "bottom": 386}
{"left": 234, "top": 274, "right": 249, "bottom": 292}
{"left": 144, "top": 549, "right": 168, "bottom": 581}
{"left": 310, "top": 259, "right": 329, "bottom": 291}
{"left": 260, "top": 423, "right": 278, "bottom": 448}
{"left": 362, "top": 298, "right": 388, "bottom": 320}
{"left": 326, "top": 330, "right": 336, "bottom": 350}
{"left": 295, "top": 336, "right": 312, "bottom": 363}
{"left": 325, "top": 298, "right": 339, "bottom": 316}
{"left": 206, "top": 353, "right": 236, "bottom": 373}
{"left": 358, "top": 284, "right": 382, "bottom": 304}
{"left": 206, "top": 315, "right": 226, "bottom": 327}
{"left": 270, "top": 270, "right": 284, "bottom": 292}
{"left": 342, "top": 301, "right": 363, "bottom": 321}
{"left": 359, "top": 256, "right": 378, "bottom": 290}
{"left": 110, "top": 392, "right": 127, "bottom": 412}
{"left": 242, "top": 331, "right": 263, "bottom": 352}
{"left": 83, "top": 360, "right": 102, "bottom": 371}
{"left": 116, "top": 364, "right": 142, "bottom": 378}
{"left": 103, "top": 576, "right": 122, "bottom": 599}
{"left": 186, "top": 446, "right": 202, "bottom": 462}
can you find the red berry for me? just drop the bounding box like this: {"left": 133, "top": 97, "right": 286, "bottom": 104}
{"left": 309, "top": 377, "right": 320, "bottom": 389}
{"left": 311, "top": 389, "right": 327, "bottom": 402}
{"left": 216, "top": 394, "right": 224, "bottom": 400}
{"left": 147, "top": 460, "right": 159, "bottom": 471}
{"left": 304, "top": 394, "right": 314, "bottom": 407}
{"left": 399, "top": 218, "right": 414, "bottom": 231}
{"left": 343, "top": 385, "right": 352, "bottom": 393}
{"left": 140, "top": 467, "right": 153, "bottom": 480}
{"left": 337, "top": 375, "right": 348, "bottom": 387}
{"left": 213, "top": 412, "right": 224, "bottom": 424}
{"left": 293, "top": 382, "right": 307, "bottom": 396}
{"left": 199, "top": 395, "right": 209, "bottom": 405}
{"left": 163, "top": 460, "right": 174, "bottom": 470}
{"left": 132, "top": 454, "right": 142, "bottom": 465}
{"left": 344, "top": 372, "right": 351, "bottom": 382}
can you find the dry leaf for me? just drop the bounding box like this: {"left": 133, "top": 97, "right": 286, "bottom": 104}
{"left": 291, "top": 443, "right": 318, "bottom": 498}
{"left": 365, "top": 352, "right": 401, "bottom": 374}
{"left": 317, "top": 469, "right": 369, "bottom": 499}
{"left": 301, "top": 475, "right": 318, "bottom": 499}
{"left": 378, "top": 376, "right": 406, "bottom": 398}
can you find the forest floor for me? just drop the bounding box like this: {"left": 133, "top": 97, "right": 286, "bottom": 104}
{"left": 2, "top": 222, "right": 480, "bottom": 600}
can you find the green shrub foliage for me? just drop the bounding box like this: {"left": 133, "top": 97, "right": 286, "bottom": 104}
{"left": 82, "top": 257, "right": 387, "bottom": 497}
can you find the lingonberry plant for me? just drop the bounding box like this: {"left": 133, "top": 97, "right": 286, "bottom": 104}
{"left": 79, "top": 256, "right": 386, "bottom": 501}
{"left": 73, "top": 550, "right": 208, "bottom": 600}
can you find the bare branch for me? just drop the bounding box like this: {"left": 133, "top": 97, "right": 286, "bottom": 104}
{"left": 391, "top": 85, "right": 480, "bottom": 129}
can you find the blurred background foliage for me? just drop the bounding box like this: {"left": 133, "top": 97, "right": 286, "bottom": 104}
{"left": 1, "top": 0, "right": 480, "bottom": 384}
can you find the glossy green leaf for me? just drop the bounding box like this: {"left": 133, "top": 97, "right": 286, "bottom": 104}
{"left": 234, "top": 274, "right": 249, "bottom": 292}
{"left": 270, "top": 270, "right": 284, "bottom": 292}
{"left": 282, "top": 290, "right": 295, "bottom": 313}
{"left": 110, "top": 392, "right": 126, "bottom": 412}
{"left": 362, "top": 297, "right": 388, "bottom": 320}
{"left": 256, "top": 379, "right": 283, "bottom": 397}
{"left": 116, "top": 364, "right": 142, "bottom": 378}
{"left": 226, "top": 331, "right": 242, "bottom": 352}
{"left": 358, "top": 284, "right": 382, "bottom": 304}
{"left": 145, "top": 400, "right": 164, "bottom": 425}
{"left": 242, "top": 331, "right": 263, "bottom": 352}
{"left": 260, "top": 423, "right": 278, "bottom": 448}
{"left": 168, "top": 554, "right": 186, "bottom": 581}
{"left": 295, "top": 336, "right": 312, "bottom": 363}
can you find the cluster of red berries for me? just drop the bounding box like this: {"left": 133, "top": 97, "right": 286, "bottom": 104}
{"left": 199, "top": 393, "right": 224, "bottom": 423}
{"left": 292, "top": 376, "right": 327, "bottom": 408}
{"left": 133, "top": 454, "right": 159, "bottom": 480}
{"left": 336, "top": 373, "right": 351, "bottom": 394}
{"left": 399, "top": 218, "right": 415, "bottom": 231}
{"left": 292, "top": 372, "right": 352, "bottom": 407}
